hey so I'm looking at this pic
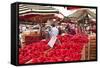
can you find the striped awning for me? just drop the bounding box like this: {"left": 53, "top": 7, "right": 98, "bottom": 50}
{"left": 19, "top": 4, "right": 59, "bottom": 16}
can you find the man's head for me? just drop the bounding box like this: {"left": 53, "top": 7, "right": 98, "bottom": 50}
{"left": 51, "top": 24, "right": 55, "bottom": 27}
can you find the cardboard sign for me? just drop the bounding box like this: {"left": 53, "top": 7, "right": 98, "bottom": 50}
{"left": 48, "top": 36, "right": 57, "bottom": 48}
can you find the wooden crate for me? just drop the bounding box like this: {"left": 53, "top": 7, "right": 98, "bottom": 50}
{"left": 85, "top": 35, "right": 96, "bottom": 60}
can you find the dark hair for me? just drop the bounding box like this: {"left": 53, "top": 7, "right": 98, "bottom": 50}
{"left": 51, "top": 24, "right": 55, "bottom": 27}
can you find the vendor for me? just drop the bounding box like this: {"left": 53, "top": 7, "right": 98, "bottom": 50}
{"left": 50, "top": 24, "right": 59, "bottom": 37}
{"left": 67, "top": 23, "right": 76, "bottom": 35}
{"left": 48, "top": 24, "right": 61, "bottom": 48}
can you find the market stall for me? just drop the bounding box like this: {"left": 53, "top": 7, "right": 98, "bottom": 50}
{"left": 66, "top": 8, "right": 96, "bottom": 60}
{"left": 66, "top": 8, "right": 96, "bottom": 34}
{"left": 18, "top": 4, "right": 96, "bottom": 64}
{"left": 19, "top": 4, "right": 62, "bottom": 46}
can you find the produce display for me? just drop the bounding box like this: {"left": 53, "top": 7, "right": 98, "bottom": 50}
{"left": 19, "top": 34, "right": 89, "bottom": 64}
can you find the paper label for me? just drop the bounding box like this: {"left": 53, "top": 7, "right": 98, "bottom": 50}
{"left": 48, "top": 36, "right": 57, "bottom": 48}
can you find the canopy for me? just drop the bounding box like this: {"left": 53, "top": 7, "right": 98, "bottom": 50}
{"left": 67, "top": 8, "right": 96, "bottom": 21}
{"left": 19, "top": 4, "right": 59, "bottom": 15}
{"left": 19, "top": 4, "right": 60, "bottom": 23}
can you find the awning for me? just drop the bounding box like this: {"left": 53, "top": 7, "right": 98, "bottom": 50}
{"left": 19, "top": 4, "right": 60, "bottom": 23}
{"left": 19, "top": 4, "right": 59, "bottom": 16}
{"left": 67, "top": 8, "right": 96, "bottom": 20}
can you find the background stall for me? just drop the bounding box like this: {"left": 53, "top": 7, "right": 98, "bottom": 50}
{"left": 66, "top": 8, "right": 96, "bottom": 60}
{"left": 19, "top": 4, "right": 61, "bottom": 45}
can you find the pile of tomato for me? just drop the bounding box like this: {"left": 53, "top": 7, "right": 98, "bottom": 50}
{"left": 19, "top": 34, "right": 89, "bottom": 64}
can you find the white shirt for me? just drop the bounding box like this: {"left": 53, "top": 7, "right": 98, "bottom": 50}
{"left": 50, "top": 27, "right": 59, "bottom": 37}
